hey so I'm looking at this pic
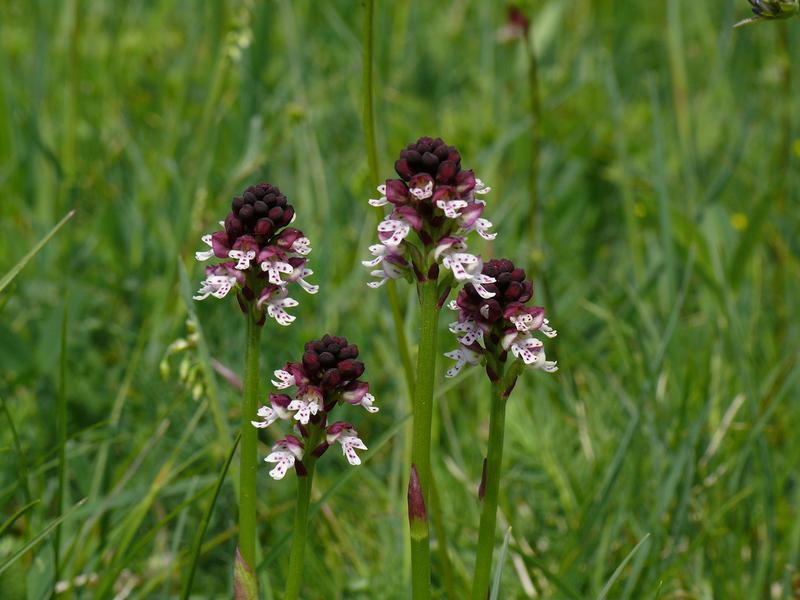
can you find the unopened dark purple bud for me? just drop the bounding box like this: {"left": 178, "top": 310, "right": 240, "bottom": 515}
{"left": 511, "top": 268, "right": 526, "bottom": 282}
{"left": 268, "top": 206, "right": 283, "bottom": 221}
{"left": 321, "top": 368, "right": 341, "bottom": 389}
{"left": 302, "top": 351, "right": 321, "bottom": 373}
{"left": 253, "top": 201, "right": 268, "bottom": 217}
{"left": 232, "top": 196, "right": 244, "bottom": 211}
{"left": 505, "top": 281, "right": 523, "bottom": 301}
{"left": 337, "top": 359, "right": 365, "bottom": 379}
{"left": 239, "top": 204, "right": 254, "bottom": 221}
{"left": 318, "top": 352, "right": 336, "bottom": 368}
{"left": 279, "top": 206, "right": 294, "bottom": 226}
{"left": 420, "top": 152, "right": 437, "bottom": 173}
{"left": 395, "top": 159, "right": 413, "bottom": 180}
{"left": 225, "top": 214, "right": 244, "bottom": 238}
{"left": 244, "top": 191, "right": 257, "bottom": 204}
{"left": 255, "top": 218, "right": 274, "bottom": 236}
{"left": 437, "top": 160, "right": 458, "bottom": 183}
{"left": 339, "top": 344, "right": 359, "bottom": 360}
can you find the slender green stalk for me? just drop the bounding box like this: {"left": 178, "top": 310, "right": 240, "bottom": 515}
{"left": 471, "top": 379, "right": 507, "bottom": 600}
{"left": 410, "top": 279, "right": 440, "bottom": 599}
{"left": 362, "top": 0, "right": 415, "bottom": 396}
{"left": 54, "top": 299, "right": 68, "bottom": 588}
{"left": 526, "top": 28, "right": 542, "bottom": 251}
{"left": 238, "top": 313, "right": 262, "bottom": 569}
{"left": 284, "top": 427, "right": 322, "bottom": 600}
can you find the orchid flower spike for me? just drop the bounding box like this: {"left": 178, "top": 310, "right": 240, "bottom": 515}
{"left": 444, "top": 258, "right": 558, "bottom": 381}
{"left": 252, "top": 335, "right": 378, "bottom": 479}
{"left": 363, "top": 136, "right": 497, "bottom": 300}
{"left": 193, "top": 182, "right": 317, "bottom": 326}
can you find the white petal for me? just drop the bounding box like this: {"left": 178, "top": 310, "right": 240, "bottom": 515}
{"left": 271, "top": 370, "right": 295, "bottom": 389}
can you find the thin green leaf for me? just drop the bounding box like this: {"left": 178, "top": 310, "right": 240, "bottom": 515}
{"left": 489, "top": 527, "right": 512, "bottom": 600}
{"left": 597, "top": 533, "right": 651, "bottom": 600}
{"left": 0, "top": 498, "right": 86, "bottom": 576}
{"left": 181, "top": 434, "right": 240, "bottom": 600}
{"left": 0, "top": 210, "right": 75, "bottom": 294}
{"left": 0, "top": 500, "right": 40, "bottom": 539}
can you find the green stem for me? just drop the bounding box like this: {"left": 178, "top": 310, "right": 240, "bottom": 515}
{"left": 526, "top": 27, "right": 542, "bottom": 251}
{"left": 284, "top": 428, "right": 322, "bottom": 600}
{"left": 238, "top": 313, "right": 262, "bottom": 569}
{"left": 471, "top": 379, "right": 507, "bottom": 600}
{"left": 362, "top": 0, "right": 415, "bottom": 396}
{"left": 410, "top": 279, "right": 440, "bottom": 599}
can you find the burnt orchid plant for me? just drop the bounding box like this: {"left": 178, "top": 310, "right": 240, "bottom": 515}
{"left": 443, "top": 258, "right": 556, "bottom": 599}
{"left": 252, "top": 335, "right": 378, "bottom": 600}
{"left": 193, "top": 182, "right": 317, "bottom": 592}
{"left": 363, "top": 136, "right": 497, "bottom": 598}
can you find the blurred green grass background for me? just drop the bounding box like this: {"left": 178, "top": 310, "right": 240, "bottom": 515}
{"left": 1, "top": 0, "right": 799, "bottom": 598}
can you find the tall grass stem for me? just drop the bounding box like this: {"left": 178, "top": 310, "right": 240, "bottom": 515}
{"left": 54, "top": 299, "right": 68, "bottom": 587}
{"left": 526, "top": 30, "right": 542, "bottom": 251}
{"left": 362, "top": 0, "right": 415, "bottom": 396}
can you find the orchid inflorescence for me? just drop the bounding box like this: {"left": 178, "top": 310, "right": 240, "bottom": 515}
{"left": 251, "top": 335, "right": 378, "bottom": 480}
{"left": 194, "top": 182, "right": 318, "bottom": 326}
{"left": 363, "top": 136, "right": 497, "bottom": 296}
{"left": 444, "top": 258, "right": 557, "bottom": 380}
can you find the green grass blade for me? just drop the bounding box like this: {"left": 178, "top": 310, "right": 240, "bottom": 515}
{"left": 54, "top": 298, "right": 68, "bottom": 583}
{"left": 0, "top": 498, "right": 86, "bottom": 576}
{"left": 0, "top": 500, "right": 40, "bottom": 538}
{"left": 489, "top": 527, "right": 512, "bottom": 600}
{"left": 181, "top": 434, "right": 240, "bottom": 600}
{"left": 597, "top": 533, "right": 651, "bottom": 600}
{"left": 0, "top": 209, "right": 75, "bottom": 294}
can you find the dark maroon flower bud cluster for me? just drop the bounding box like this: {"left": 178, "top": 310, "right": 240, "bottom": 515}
{"left": 395, "top": 137, "right": 462, "bottom": 185}
{"left": 225, "top": 183, "right": 295, "bottom": 243}
{"left": 445, "top": 258, "right": 557, "bottom": 379}
{"left": 300, "top": 335, "right": 365, "bottom": 396}
{"left": 253, "top": 335, "right": 378, "bottom": 479}
{"left": 456, "top": 259, "right": 533, "bottom": 325}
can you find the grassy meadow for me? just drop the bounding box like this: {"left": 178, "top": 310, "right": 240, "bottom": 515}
{"left": 1, "top": 0, "right": 799, "bottom": 598}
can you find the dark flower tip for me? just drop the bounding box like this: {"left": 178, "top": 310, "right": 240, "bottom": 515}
{"left": 225, "top": 182, "right": 295, "bottom": 242}
{"left": 299, "top": 334, "right": 364, "bottom": 392}
{"left": 395, "top": 136, "right": 462, "bottom": 185}
{"left": 458, "top": 258, "right": 533, "bottom": 323}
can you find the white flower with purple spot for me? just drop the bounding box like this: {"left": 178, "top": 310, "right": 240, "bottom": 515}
{"left": 265, "top": 436, "right": 304, "bottom": 480}
{"left": 326, "top": 422, "right": 368, "bottom": 466}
